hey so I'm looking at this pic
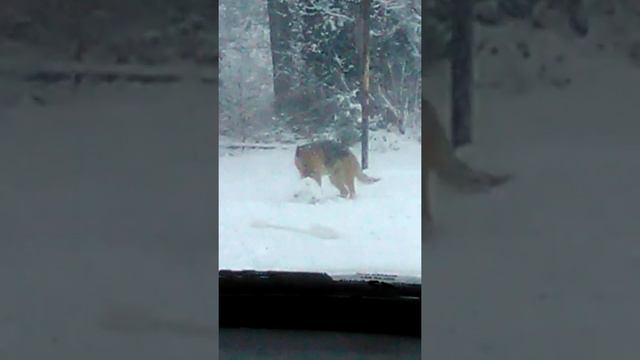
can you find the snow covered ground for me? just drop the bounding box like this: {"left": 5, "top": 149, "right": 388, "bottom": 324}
{"left": 219, "top": 139, "right": 421, "bottom": 278}
{"left": 424, "top": 21, "right": 640, "bottom": 359}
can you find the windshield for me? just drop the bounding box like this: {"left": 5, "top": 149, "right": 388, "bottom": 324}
{"left": 219, "top": 0, "right": 422, "bottom": 280}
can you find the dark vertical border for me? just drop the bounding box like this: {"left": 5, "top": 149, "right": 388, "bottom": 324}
{"left": 212, "top": 0, "right": 220, "bottom": 358}
{"left": 420, "top": 0, "right": 428, "bottom": 359}
{"left": 421, "top": 0, "right": 427, "bottom": 358}
{"left": 1, "top": 1, "right": 221, "bottom": 357}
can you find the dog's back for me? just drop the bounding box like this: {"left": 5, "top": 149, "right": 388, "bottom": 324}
{"left": 294, "top": 140, "right": 379, "bottom": 199}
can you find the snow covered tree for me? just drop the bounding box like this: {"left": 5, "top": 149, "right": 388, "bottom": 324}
{"left": 267, "top": 0, "right": 421, "bottom": 141}
{"left": 219, "top": 0, "right": 274, "bottom": 140}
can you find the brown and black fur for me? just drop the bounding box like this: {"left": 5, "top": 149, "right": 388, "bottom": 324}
{"left": 294, "top": 140, "right": 380, "bottom": 199}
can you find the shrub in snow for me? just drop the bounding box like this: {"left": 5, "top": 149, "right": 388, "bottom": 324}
{"left": 368, "top": 131, "right": 401, "bottom": 152}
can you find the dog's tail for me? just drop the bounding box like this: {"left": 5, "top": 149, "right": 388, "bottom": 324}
{"left": 424, "top": 98, "right": 511, "bottom": 192}
{"left": 355, "top": 164, "right": 380, "bottom": 184}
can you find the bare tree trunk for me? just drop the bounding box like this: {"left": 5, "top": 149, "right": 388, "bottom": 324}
{"left": 266, "top": 0, "right": 293, "bottom": 120}
{"left": 450, "top": 0, "right": 473, "bottom": 148}
{"left": 358, "top": 0, "right": 371, "bottom": 169}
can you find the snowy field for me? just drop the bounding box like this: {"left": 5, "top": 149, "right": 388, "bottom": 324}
{"left": 219, "top": 139, "right": 421, "bottom": 277}
{"left": 424, "top": 21, "right": 640, "bottom": 359}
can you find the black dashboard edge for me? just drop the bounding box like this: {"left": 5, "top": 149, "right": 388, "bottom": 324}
{"left": 219, "top": 270, "right": 421, "bottom": 337}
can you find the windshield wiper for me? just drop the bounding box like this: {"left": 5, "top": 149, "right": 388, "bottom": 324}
{"left": 220, "top": 270, "right": 421, "bottom": 337}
